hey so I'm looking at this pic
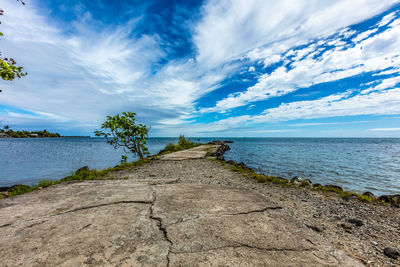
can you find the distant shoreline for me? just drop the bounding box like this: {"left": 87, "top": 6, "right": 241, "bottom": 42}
{"left": 0, "top": 136, "right": 90, "bottom": 139}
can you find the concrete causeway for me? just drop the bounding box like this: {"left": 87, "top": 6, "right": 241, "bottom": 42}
{"left": 159, "top": 144, "right": 219, "bottom": 161}
{"left": 0, "top": 145, "right": 364, "bottom": 266}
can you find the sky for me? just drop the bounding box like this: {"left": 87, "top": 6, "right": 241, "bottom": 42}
{"left": 1, "top": 0, "right": 400, "bottom": 137}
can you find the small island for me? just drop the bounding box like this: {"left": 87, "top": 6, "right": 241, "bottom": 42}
{"left": 0, "top": 126, "right": 60, "bottom": 138}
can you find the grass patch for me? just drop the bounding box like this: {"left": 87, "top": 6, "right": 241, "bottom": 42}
{"left": 158, "top": 135, "right": 199, "bottom": 154}
{"left": 60, "top": 169, "right": 111, "bottom": 182}
{"left": 229, "top": 161, "right": 290, "bottom": 186}
{"left": 8, "top": 185, "right": 34, "bottom": 197}
{"left": 36, "top": 179, "right": 60, "bottom": 188}
{"left": 311, "top": 185, "right": 375, "bottom": 202}
{"left": 357, "top": 194, "right": 375, "bottom": 203}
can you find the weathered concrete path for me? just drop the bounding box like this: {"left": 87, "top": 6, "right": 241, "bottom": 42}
{"left": 0, "top": 146, "right": 363, "bottom": 266}
{"left": 159, "top": 144, "right": 219, "bottom": 161}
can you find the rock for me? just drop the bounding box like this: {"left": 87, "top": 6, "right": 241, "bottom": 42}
{"left": 383, "top": 247, "right": 399, "bottom": 259}
{"left": 290, "top": 177, "right": 312, "bottom": 187}
{"left": 305, "top": 224, "right": 323, "bottom": 232}
{"left": 379, "top": 195, "right": 391, "bottom": 202}
{"left": 312, "top": 183, "right": 322, "bottom": 188}
{"left": 362, "top": 191, "right": 375, "bottom": 198}
{"left": 208, "top": 142, "right": 230, "bottom": 160}
{"left": 300, "top": 179, "right": 312, "bottom": 187}
{"left": 291, "top": 177, "right": 301, "bottom": 184}
{"left": 390, "top": 194, "right": 400, "bottom": 203}
{"left": 347, "top": 218, "right": 363, "bottom": 227}
{"left": 237, "top": 162, "right": 252, "bottom": 171}
{"left": 340, "top": 223, "right": 353, "bottom": 233}
{"left": 325, "top": 185, "right": 343, "bottom": 192}
{"left": 76, "top": 166, "right": 90, "bottom": 173}
{"left": 378, "top": 194, "right": 400, "bottom": 204}
{"left": 0, "top": 187, "right": 10, "bottom": 192}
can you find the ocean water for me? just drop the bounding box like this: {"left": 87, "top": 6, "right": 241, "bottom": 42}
{"left": 0, "top": 137, "right": 176, "bottom": 188}
{"left": 1, "top": 137, "right": 399, "bottom": 195}
{"left": 222, "top": 138, "right": 400, "bottom": 196}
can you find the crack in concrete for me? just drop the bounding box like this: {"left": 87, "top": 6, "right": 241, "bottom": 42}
{"left": 0, "top": 223, "right": 12, "bottom": 228}
{"left": 148, "top": 179, "right": 180, "bottom": 185}
{"left": 55, "top": 200, "right": 154, "bottom": 216}
{"left": 171, "top": 243, "right": 316, "bottom": 255}
{"left": 81, "top": 224, "right": 91, "bottom": 231}
{"left": 149, "top": 192, "right": 173, "bottom": 267}
{"left": 227, "top": 206, "right": 283, "bottom": 216}
{"left": 25, "top": 221, "right": 47, "bottom": 229}
{"left": 164, "top": 205, "right": 283, "bottom": 228}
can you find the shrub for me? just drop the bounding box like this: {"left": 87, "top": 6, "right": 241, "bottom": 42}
{"left": 160, "top": 135, "right": 198, "bottom": 154}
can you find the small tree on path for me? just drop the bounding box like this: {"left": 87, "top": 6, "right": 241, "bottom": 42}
{"left": 94, "top": 112, "right": 150, "bottom": 159}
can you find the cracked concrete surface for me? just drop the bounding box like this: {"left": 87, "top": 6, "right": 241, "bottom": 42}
{"left": 0, "top": 146, "right": 364, "bottom": 266}
{"left": 0, "top": 181, "right": 362, "bottom": 266}
{"left": 159, "top": 144, "right": 219, "bottom": 161}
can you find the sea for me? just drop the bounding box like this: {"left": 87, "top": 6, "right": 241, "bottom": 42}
{"left": 1, "top": 137, "right": 399, "bottom": 196}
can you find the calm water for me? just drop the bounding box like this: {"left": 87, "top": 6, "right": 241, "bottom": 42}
{"left": 1, "top": 137, "right": 399, "bottom": 195}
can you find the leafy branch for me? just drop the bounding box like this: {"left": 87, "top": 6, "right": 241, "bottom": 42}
{"left": 0, "top": 0, "right": 27, "bottom": 92}
{"left": 95, "top": 112, "right": 150, "bottom": 159}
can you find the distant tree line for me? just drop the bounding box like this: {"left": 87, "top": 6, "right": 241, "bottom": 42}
{"left": 0, "top": 125, "right": 60, "bottom": 138}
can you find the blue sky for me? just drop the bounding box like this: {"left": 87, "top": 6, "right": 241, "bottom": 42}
{"left": 1, "top": 0, "right": 400, "bottom": 137}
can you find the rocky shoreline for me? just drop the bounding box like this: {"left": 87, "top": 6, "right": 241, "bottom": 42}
{"left": 208, "top": 141, "right": 400, "bottom": 207}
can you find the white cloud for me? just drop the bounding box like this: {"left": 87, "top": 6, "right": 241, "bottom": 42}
{"left": 201, "top": 13, "right": 400, "bottom": 113}
{"left": 198, "top": 86, "right": 400, "bottom": 133}
{"left": 352, "top": 28, "right": 378, "bottom": 42}
{"left": 285, "top": 121, "right": 368, "bottom": 127}
{"left": 253, "top": 88, "right": 400, "bottom": 122}
{"left": 369, "top": 127, "right": 400, "bottom": 131}
{"left": 194, "top": 0, "right": 398, "bottom": 69}
{"left": 378, "top": 12, "right": 397, "bottom": 27}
